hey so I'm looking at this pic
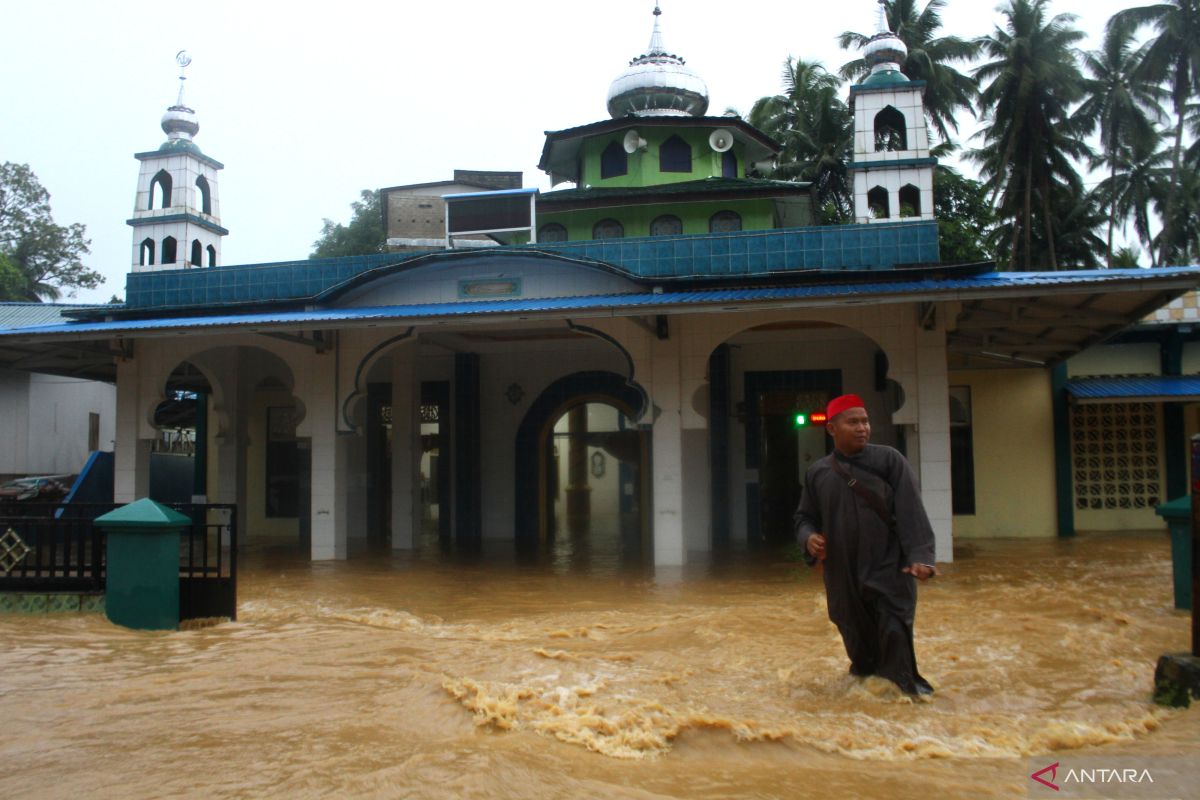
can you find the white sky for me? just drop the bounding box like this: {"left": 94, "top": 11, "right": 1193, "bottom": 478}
{"left": 0, "top": 0, "right": 1140, "bottom": 302}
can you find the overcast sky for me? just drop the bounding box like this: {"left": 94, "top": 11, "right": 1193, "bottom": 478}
{"left": 0, "top": 0, "right": 1140, "bottom": 302}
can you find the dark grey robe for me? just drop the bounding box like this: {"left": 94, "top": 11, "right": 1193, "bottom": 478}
{"left": 794, "top": 444, "right": 936, "bottom": 695}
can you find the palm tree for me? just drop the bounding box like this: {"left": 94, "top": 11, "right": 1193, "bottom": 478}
{"left": 749, "top": 58, "right": 854, "bottom": 222}
{"left": 1091, "top": 139, "right": 1170, "bottom": 264}
{"left": 838, "top": 0, "right": 980, "bottom": 144}
{"left": 970, "top": 0, "right": 1092, "bottom": 270}
{"left": 1111, "top": 1, "right": 1200, "bottom": 265}
{"left": 1076, "top": 25, "right": 1166, "bottom": 266}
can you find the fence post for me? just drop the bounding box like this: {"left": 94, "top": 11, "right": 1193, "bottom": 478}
{"left": 95, "top": 499, "right": 191, "bottom": 631}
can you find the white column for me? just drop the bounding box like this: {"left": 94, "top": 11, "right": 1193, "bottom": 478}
{"left": 915, "top": 325, "right": 953, "bottom": 562}
{"left": 390, "top": 343, "right": 419, "bottom": 550}
{"left": 649, "top": 334, "right": 685, "bottom": 566}
{"left": 113, "top": 356, "right": 151, "bottom": 503}
{"left": 309, "top": 365, "right": 349, "bottom": 560}
{"left": 680, "top": 331, "right": 711, "bottom": 553}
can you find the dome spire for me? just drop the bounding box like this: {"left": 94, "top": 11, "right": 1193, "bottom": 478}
{"left": 159, "top": 50, "right": 202, "bottom": 153}
{"left": 607, "top": 3, "right": 709, "bottom": 118}
{"left": 862, "top": 1, "right": 910, "bottom": 85}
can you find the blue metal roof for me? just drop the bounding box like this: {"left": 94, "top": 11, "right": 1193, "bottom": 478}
{"left": 4, "top": 268, "right": 1199, "bottom": 340}
{"left": 0, "top": 302, "right": 107, "bottom": 330}
{"left": 1066, "top": 375, "right": 1200, "bottom": 402}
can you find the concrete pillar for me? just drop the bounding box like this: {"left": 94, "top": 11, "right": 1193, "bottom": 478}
{"left": 649, "top": 334, "right": 685, "bottom": 566}
{"left": 309, "top": 363, "right": 349, "bottom": 560}
{"left": 915, "top": 326, "right": 953, "bottom": 562}
{"left": 114, "top": 356, "right": 151, "bottom": 503}
{"left": 390, "top": 344, "right": 419, "bottom": 550}
{"left": 566, "top": 405, "right": 590, "bottom": 534}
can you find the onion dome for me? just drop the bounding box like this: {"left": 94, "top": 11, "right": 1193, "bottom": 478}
{"left": 159, "top": 51, "right": 204, "bottom": 154}
{"left": 607, "top": 5, "right": 709, "bottom": 119}
{"left": 862, "top": 0, "right": 910, "bottom": 87}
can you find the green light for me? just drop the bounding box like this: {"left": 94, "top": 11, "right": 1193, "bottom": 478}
{"left": 794, "top": 413, "right": 807, "bottom": 428}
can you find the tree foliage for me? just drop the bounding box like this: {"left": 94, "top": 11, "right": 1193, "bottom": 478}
{"left": 0, "top": 162, "right": 100, "bottom": 301}
{"left": 933, "top": 168, "right": 996, "bottom": 264}
{"left": 748, "top": 59, "right": 854, "bottom": 223}
{"left": 310, "top": 190, "right": 387, "bottom": 259}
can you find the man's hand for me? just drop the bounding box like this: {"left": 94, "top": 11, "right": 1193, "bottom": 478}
{"left": 903, "top": 563, "right": 938, "bottom": 582}
{"left": 806, "top": 533, "right": 826, "bottom": 561}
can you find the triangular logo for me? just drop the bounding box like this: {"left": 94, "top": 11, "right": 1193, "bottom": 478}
{"left": 1031, "top": 762, "right": 1060, "bottom": 791}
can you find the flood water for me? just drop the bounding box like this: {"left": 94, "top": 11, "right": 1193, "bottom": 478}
{"left": 1, "top": 533, "right": 1197, "bottom": 799}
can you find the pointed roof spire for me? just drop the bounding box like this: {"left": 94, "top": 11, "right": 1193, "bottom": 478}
{"left": 647, "top": 4, "right": 666, "bottom": 54}
{"left": 875, "top": 0, "right": 888, "bottom": 35}
{"left": 159, "top": 50, "right": 202, "bottom": 153}
{"left": 862, "top": 1, "right": 910, "bottom": 86}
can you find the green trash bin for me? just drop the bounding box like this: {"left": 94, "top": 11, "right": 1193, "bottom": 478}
{"left": 1154, "top": 496, "right": 1193, "bottom": 611}
{"left": 96, "top": 498, "right": 191, "bottom": 631}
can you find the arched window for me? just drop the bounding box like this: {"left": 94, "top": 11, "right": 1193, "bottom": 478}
{"left": 708, "top": 210, "right": 742, "bottom": 233}
{"left": 722, "top": 150, "right": 738, "bottom": 178}
{"left": 592, "top": 219, "right": 624, "bottom": 239}
{"left": 538, "top": 223, "right": 568, "bottom": 242}
{"left": 650, "top": 215, "right": 682, "bottom": 236}
{"left": 191, "top": 239, "right": 203, "bottom": 266}
{"left": 898, "top": 184, "right": 921, "bottom": 217}
{"left": 162, "top": 236, "right": 178, "bottom": 264}
{"left": 139, "top": 238, "right": 155, "bottom": 266}
{"left": 659, "top": 135, "right": 691, "bottom": 173}
{"left": 206, "top": 244, "right": 217, "bottom": 267}
{"left": 600, "top": 141, "right": 628, "bottom": 179}
{"left": 150, "top": 170, "right": 173, "bottom": 209}
{"left": 867, "top": 186, "right": 890, "bottom": 219}
{"left": 874, "top": 106, "right": 908, "bottom": 152}
{"left": 196, "top": 175, "right": 212, "bottom": 215}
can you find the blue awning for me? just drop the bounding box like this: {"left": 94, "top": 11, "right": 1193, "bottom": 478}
{"left": 1066, "top": 376, "right": 1200, "bottom": 403}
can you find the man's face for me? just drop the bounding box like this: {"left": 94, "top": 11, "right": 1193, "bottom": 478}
{"left": 827, "top": 406, "right": 870, "bottom": 454}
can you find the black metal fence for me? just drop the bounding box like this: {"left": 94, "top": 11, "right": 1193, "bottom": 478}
{"left": 0, "top": 502, "right": 237, "bottom": 621}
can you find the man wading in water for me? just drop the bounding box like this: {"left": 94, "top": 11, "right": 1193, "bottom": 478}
{"left": 794, "top": 394, "right": 939, "bottom": 696}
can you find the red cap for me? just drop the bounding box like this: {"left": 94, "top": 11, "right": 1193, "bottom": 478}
{"left": 826, "top": 394, "right": 865, "bottom": 420}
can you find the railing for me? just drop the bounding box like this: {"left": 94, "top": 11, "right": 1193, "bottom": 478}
{"left": 0, "top": 502, "right": 238, "bottom": 621}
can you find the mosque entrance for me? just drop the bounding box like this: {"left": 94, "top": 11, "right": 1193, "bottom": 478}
{"left": 745, "top": 371, "right": 840, "bottom": 547}
{"left": 543, "top": 400, "right": 648, "bottom": 567}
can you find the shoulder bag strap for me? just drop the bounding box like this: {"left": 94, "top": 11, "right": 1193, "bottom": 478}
{"left": 829, "top": 456, "right": 896, "bottom": 529}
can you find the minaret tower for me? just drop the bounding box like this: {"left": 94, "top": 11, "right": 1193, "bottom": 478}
{"left": 128, "top": 51, "right": 227, "bottom": 272}
{"left": 848, "top": 1, "right": 936, "bottom": 225}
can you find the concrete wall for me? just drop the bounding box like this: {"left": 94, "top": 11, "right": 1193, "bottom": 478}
{"left": 0, "top": 368, "right": 115, "bottom": 476}
{"left": 950, "top": 369, "right": 1057, "bottom": 539}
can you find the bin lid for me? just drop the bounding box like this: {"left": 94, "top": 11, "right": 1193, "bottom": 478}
{"left": 1155, "top": 495, "right": 1191, "bottom": 520}
{"left": 94, "top": 498, "right": 192, "bottom": 528}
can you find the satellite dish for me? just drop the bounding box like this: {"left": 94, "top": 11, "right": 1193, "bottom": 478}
{"left": 623, "top": 130, "right": 648, "bottom": 154}
{"left": 709, "top": 129, "right": 734, "bottom": 153}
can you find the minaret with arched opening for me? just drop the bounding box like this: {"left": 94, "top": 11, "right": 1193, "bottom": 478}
{"left": 848, "top": 1, "right": 936, "bottom": 225}
{"left": 128, "top": 52, "right": 227, "bottom": 272}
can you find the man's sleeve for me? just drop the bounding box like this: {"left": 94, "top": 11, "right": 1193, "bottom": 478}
{"left": 891, "top": 452, "right": 936, "bottom": 565}
{"left": 793, "top": 468, "right": 821, "bottom": 566}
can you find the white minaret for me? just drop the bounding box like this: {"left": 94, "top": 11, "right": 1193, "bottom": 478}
{"left": 848, "top": 1, "right": 935, "bottom": 224}
{"left": 128, "top": 51, "right": 227, "bottom": 272}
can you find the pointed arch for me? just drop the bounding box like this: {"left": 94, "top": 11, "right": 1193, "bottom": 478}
{"left": 874, "top": 106, "right": 908, "bottom": 152}
{"left": 206, "top": 244, "right": 217, "bottom": 267}
{"left": 150, "top": 170, "right": 173, "bottom": 209}
{"left": 659, "top": 135, "right": 692, "bottom": 173}
{"left": 899, "top": 184, "right": 921, "bottom": 217}
{"left": 139, "top": 238, "right": 155, "bottom": 266}
{"left": 196, "top": 175, "right": 212, "bottom": 215}
{"left": 867, "top": 186, "right": 890, "bottom": 219}
{"left": 190, "top": 239, "right": 203, "bottom": 266}
{"left": 600, "top": 141, "right": 628, "bottom": 179}
{"left": 722, "top": 150, "right": 738, "bottom": 178}
{"left": 162, "top": 236, "right": 178, "bottom": 264}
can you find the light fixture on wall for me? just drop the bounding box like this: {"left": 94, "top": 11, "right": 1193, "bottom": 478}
{"left": 505, "top": 383, "right": 525, "bottom": 405}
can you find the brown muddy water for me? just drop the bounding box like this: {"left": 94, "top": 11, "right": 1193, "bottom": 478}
{"left": 1, "top": 534, "right": 1197, "bottom": 799}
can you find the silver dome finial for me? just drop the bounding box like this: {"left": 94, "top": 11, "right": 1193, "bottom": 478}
{"left": 161, "top": 50, "right": 200, "bottom": 146}
{"left": 174, "top": 50, "right": 192, "bottom": 107}
{"left": 876, "top": 0, "right": 888, "bottom": 33}
{"left": 607, "top": 2, "right": 709, "bottom": 118}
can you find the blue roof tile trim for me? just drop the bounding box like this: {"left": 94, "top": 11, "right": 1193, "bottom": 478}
{"left": 9, "top": 268, "right": 1200, "bottom": 339}
{"left": 1066, "top": 375, "right": 1200, "bottom": 401}
{"left": 120, "top": 221, "right": 941, "bottom": 311}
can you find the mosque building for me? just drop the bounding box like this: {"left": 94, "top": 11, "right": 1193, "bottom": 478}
{"left": 1, "top": 4, "right": 1198, "bottom": 565}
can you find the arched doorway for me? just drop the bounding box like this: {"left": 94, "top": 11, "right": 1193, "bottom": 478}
{"left": 544, "top": 400, "right": 646, "bottom": 568}
{"left": 514, "top": 371, "right": 647, "bottom": 559}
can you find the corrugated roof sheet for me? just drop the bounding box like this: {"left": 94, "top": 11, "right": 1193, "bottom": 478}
{"left": 4, "top": 268, "right": 1199, "bottom": 340}
{"left": 1066, "top": 375, "right": 1200, "bottom": 402}
{"left": 0, "top": 303, "right": 106, "bottom": 329}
